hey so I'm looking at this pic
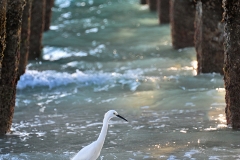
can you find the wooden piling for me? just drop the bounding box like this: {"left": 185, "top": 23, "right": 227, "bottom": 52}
{"left": 0, "top": 0, "right": 25, "bottom": 135}
{"left": 19, "top": 0, "right": 32, "bottom": 77}
{"left": 157, "top": 0, "right": 169, "bottom": 24}
{"left": 0, "top": 0, "right": 7, "bottom": 80}
{"left": 223, "top": 0, "right": 240, "bottom": 129}
{"left": 170, "top": 0, "right": 196, "bottom": 49}
{"left": 195, "top": 1, "right": 224, "bottom": 75}
{"left": 140, "top": 0, "right": 147, "bottom": 5}
{"left": 148, "top": 0, "right": 157, "bottom": 11}
{"left": 28, "top": 0, "right": 46, "bottom": 60}
{"left": 44, "top": 0, "right": 54, "bottom": 31}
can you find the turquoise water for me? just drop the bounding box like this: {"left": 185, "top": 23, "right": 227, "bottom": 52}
{"left": 1, "top": 0, "right": 239, "bottom": 159}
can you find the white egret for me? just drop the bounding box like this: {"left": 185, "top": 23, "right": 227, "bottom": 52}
{"left": 72, "top": 110, "right": 128, "bottom": 160}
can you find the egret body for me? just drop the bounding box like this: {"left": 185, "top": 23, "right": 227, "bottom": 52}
{"left": 72, "top": 110, "right": 128, "bottom": 160}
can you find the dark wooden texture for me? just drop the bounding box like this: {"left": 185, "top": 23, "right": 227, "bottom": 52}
{"left": 44, "top": 0, "right": 54, "bottom": 31}
{"left": 0, "top": 0, "right": 7, "bottom": 80}
{"left": 157, "top": 0, "right": 169, "bottom": 24}
{"left": 170, "top": 0, "right": 195, "bottom": 49}
{"left": 148, "top": 0, "right": 157, "bottom": 11}
{"left": 223, "top": 0, "right": 240, "bottom": 129}
{"left": 0, "top": 0, "right": 25, "bottom": 134}
{"left": 140, "top": 0, "right": 147, "bottom": 4}
{"left": 195, "top": 0, "right": 224, "bottom": 74}
{"left": 28, "top": 0, "right": 45, "bottom": 60}
{"left": 19, "top": 0, "right": 32, "bottom": 77}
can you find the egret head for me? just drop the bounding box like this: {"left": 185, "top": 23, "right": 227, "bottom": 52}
{"left": 105, "top": 110, "right": 128, "bottom": 122}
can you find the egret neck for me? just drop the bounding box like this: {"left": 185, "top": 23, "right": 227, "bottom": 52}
{"left": 96, "top": 115, "right": 110, "bottom": 149}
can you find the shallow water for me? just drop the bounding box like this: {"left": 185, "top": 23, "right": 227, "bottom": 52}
{"left": 1, "top": 0, "right": 239, "bottom": 159}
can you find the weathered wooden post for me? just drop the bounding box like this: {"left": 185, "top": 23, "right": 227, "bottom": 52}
{"left": 195, "top": 0, "right": 224, "bottom": 75}
{"left": 0, "top": 0, "right": 25, "bottom": 135}
{"left": 148, "top": 0, "right": 157, "bottom": 11}
{"left": 44, "top": 0, "right": 54, "bottom": 31}
{"left": 0, "top": 0, "right": 7, "bottom": 80}
{"left": 28, "top": 0, "right": 46, "bottom": 60}
{"left": 157, "top": 0, "right": 169, "bottom": 24}
{"left": 223, "top": 0, "right": 240, "bottom": 129}
{"left": 19, "top": 0, "right": 32, "bottom": 77}
{"left": 170, "top": 0, "right": 196, "bottom": 49}
{"left": 140, "top": 0, "right": 147, "bottom": 5}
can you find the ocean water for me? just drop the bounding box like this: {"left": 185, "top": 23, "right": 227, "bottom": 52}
{"left": 1, "top": 0, "right": 239, "bottom": 159}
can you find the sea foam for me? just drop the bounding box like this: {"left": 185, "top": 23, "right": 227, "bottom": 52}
{"left": 17, "top": 69, "right": 145, "bottom": 91}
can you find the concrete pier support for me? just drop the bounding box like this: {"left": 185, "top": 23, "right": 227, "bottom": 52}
{"left": 170, "top": 0, "right": 195, "bottom": 49}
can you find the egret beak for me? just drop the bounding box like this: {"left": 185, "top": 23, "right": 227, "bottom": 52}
{"left": 117, "top": 114, "right": 128, "bottom": 122}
